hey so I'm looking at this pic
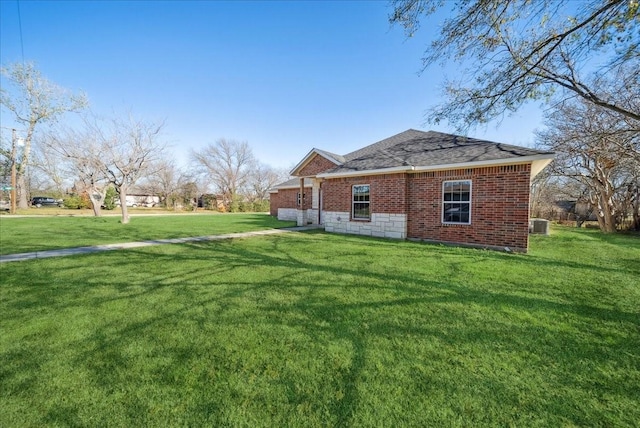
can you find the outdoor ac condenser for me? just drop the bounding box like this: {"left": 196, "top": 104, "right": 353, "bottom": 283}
{"left": 531, "top": 219, "right": 550, "bottom": 235}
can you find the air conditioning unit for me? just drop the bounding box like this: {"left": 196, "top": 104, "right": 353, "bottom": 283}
{"left": 530, "top": 218, "right": 550, "bottom": 235}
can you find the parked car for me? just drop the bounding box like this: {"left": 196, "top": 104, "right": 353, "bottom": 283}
{"left": 0, "top": 200, "right": 9, "bottom": 211}
{"left": 31, "top": 196, "right": 63, "bottom": 208}
{"left": 114, "top": 200, "right": 138, "bottom": 207}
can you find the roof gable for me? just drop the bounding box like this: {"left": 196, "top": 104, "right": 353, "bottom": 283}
{"left": 290, "top": 148, "right": 344, "bottom": 176}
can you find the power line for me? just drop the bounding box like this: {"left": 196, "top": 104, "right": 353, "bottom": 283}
{"left": 16, "top": 0, "right": 25, "bottom": 64}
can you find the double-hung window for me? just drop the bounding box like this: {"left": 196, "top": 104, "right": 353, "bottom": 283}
{"left": 442, "top": 180, "right": 471, "bottom": 224}
{"left": 352, "top": 184, "right": 370, "bottom": 220}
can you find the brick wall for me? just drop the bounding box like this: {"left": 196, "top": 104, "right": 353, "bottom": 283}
{"left": 269, "top": 187, "right": 311, "bottom": 216}
{"left": 407, "top": 164, "right": 532, "bottom": 251}
{"left": 279, "top": 164, "right": 533, "bottom": 251}
{"left": 322, "top": 174, "right": 408, "bottom": 216}
{"left": 269, "top": 192, "right": 280, "bottom": 216}
{"left": 297, "top": 154, "right": 338, "bottom": 176}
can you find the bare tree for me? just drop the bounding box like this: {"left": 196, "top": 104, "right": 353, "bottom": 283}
{"left": 137, "top": 158, "right": 195, "bottom": 209}
{"left": 537, "top": 96, "right": 640, "bottom": 232}
{"left": 247, "top": 162, "right": 289, "bottom": 203}
{"left": 99, "top": 115, "right": 167, "bottom": 223}
{"left": 44, "top": 125, "right": 109, "bottom": 216}
{"left": 137, "top": 158, "right": 177, "bottom": 208}
{"left": 31, "top": 135, "right": 70, "bottom": 197}
{"left": 389, "top": 0, "right": 640, "bottom": 129}
{"left": 0, "top": 62, "right": 87, "bottom": 207}
{"left": 0, "top": 136, "right": 11, "bottom": 192}
{"left": 45, "top": 114, "right": 167, "bottom": 222}
{"left": 529, "top": 167, "right": 553, "bottom": 219}
{"left": 191, "top": 139, "right": 255, "bottom": 211}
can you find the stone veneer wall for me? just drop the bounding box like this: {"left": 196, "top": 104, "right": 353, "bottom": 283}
{"left": 277, "top": 208, "right": 298, "bottom": 221}
{"left": 324, "top": 212, "right": 407, "bottom": 239}
{"left": 278, "top": 208, "right": 317, "bottom": 224}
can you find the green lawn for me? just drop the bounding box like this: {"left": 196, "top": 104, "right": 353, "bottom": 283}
{"left": 1, "top": 223, "right": 639, "bottom": 426}
{"left": 0, "top": 213, "right": 295, "bottom": 255}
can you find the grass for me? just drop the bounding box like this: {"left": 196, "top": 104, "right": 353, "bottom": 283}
{"left": 0, "top": 213, "right": 295, "bottom": 255}
{"left": 1, "top": 223, "right": 639, "bottom": 426}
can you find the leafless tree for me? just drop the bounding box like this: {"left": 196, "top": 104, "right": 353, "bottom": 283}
{"left": 98, "top": 115, "right": 167, "bottom": 223}
{"left": 137, "top": 158, "right": 198, "bottom": 209}
{"left": 191, "top": 139, "right": 255, "bottom": 211}
{"left": 390, "top": 0, "right": 640, "bottom": 129}
{"left": 247, "top": 162, "right": 289, "bottom": 203}
{"left": 537, "top": 95, "right": 640, "bottom": 232}
{"left": 44, "top": 125, "right": 110, "bottom": 216}
{"left": 529, "top": 167, "right": 553, "bottom": 219}
{"left": 45, "top": 114, "right": 167, "bottom": 222}
{"left": 136, "top": 158, "right": 178, "bottom": 208}
{"left": 0, "top": 62, "right": 87, "bottom": 207}
{"left": 31, "top": 135, "right": 70, "bottom": 197}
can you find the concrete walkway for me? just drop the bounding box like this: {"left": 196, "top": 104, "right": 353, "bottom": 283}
{"left": 0, "top": 226, "right": 318, "bottom": 263}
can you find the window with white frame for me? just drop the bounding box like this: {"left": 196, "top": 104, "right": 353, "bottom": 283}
{"left": 442, "top": 180, "right": 471, "bottom": 224}
{"left": 297, "top": 192, "right": 306, "bottom": 207}
{"left": 352, "top": 184, "right": 370, "bottom": 220}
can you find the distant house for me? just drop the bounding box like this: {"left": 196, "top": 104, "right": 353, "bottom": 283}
{"left": 531, "top": 197, "right": 597, "bottom": 224}
{"left": 270, "top": 129, "right": 554, "bottom": 252}
{"left": 116, "top": 194, "right": 160, "bottom": 207}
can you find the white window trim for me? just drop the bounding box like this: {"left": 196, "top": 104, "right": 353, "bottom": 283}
{"left": 442, "top": 180, "right": 472, "bottom": 225}
{"left": 352, "top": 184, "right": 371, "bottom": 220}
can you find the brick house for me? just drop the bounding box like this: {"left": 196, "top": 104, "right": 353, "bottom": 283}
{"left": 270, "top": 129, "right": 554, "bottom": 252}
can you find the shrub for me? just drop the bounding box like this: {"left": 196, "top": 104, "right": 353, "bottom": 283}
{"left": 63, "top": 195, "right": 91, "bottom": 209}
{"left": 103, "top": 187, "right": 117, "bottom": 210}
{"left": 228, "top": 195, "right": 242, "bottom": 213}
{"left": 252, "top": 200, "right": 270, "bottom": 212}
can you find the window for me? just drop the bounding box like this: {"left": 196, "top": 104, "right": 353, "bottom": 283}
{"left": 442, "top": 180, "right": 471, "bottom": 224}
{"left": 297, "top": 192, "right": 306, "bottom": 207}
{"left": 352, "top": 184, "right": 370, "bottom": 220}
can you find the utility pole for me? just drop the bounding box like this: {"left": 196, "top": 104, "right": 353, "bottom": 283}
{"left": 10, "top": 128, "right": 17, "bottom": 215}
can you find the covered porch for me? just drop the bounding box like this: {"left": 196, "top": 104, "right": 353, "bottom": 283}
{"left": 295, "top": 177, "right": 324, "bottom": 227}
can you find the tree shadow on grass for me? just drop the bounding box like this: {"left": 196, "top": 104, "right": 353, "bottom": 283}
{"left": 2, "top": 231, "right": 639, "bottom": 426}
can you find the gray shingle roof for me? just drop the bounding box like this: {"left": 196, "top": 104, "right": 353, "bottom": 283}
{"left": 274, "top": 129, "right": 554, "bottom": 189}
{"left": 326, "top": 129, "right": 553, "bottom": 174}
{"left": 270, "top": 177, "right": 312, "bottom": 190}
{"left": 314, "top": 148, "right": 345, "bottom": 164}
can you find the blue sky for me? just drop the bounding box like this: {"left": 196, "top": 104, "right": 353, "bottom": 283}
{"left": 1, "top": 0, "right": 543, "bottom": 170}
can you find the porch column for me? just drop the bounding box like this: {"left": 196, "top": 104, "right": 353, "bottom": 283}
{"left": 310, "top": 179, "right": 321, "bottom": 225}
{"left": 297, "top": 178, "right": 307, "bottom": 226}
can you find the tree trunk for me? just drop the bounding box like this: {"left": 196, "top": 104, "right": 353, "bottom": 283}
{"left": 88, "top": 188, "right": 106, "bottom": 217}
{"left": 119, "top": 190, "right": 130, "bottom": 224}
{"left": 633, "top": 192, "right": 640, "bottom": 231}
{"left": 16, "top": 174, "right": 29, "bottom": 209}
{"left": 595, "top": 193, "right": 617, "bottom": 233}
{"left": 90, "top": 197, "right": 102, "bottom": 217}
{"left": 591, "top": 161, "right": 619, "bottom": 233}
